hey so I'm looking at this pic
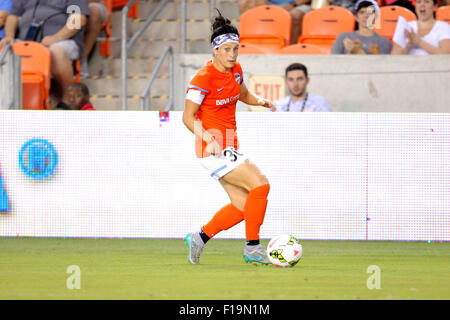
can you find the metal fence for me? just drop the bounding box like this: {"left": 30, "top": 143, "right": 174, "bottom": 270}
{"left": 0, "top": 44, "right": 21, "bottom": 109}
{"left": 120, "top": 0, "right": 217, "bottom": 111}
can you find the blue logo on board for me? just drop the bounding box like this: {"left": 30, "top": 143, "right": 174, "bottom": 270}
{"left": 19, "top": 138, "right": 58, "bottom": 181}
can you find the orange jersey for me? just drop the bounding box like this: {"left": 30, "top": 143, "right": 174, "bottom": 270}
{"left": 186, "top": 60, "right": 244, "bottom": 158}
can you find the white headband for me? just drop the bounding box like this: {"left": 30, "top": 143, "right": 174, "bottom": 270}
{"left": 212, "top": 33, "right": 239, "bottom": 49}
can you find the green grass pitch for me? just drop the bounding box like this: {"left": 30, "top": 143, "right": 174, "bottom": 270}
{"left": 0, "top": 237, "right": 448, "bottom": 300}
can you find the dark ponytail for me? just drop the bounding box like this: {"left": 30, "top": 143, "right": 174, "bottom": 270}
{"left": 210, "top": 9, "right": 239, "bottom": 44}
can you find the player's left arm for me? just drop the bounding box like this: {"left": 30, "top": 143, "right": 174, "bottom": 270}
{"left": 239, "top": 82, "right": 275, "bottom": 110}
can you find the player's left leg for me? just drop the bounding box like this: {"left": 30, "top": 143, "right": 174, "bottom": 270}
{"left": 221, "top": 159, "right": 271, "bottom": 264}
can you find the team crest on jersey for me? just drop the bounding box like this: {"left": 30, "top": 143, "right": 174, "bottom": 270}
{"left": 234, "top": 73, "right": 241, "bottom": 84}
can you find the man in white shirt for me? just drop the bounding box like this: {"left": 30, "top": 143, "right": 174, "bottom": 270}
{"left": 271, "top": 63, "right": 332, "bottom": 112}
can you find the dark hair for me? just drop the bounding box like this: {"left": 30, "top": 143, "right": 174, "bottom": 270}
{"left": 285, "top": 63, "right": 308, "bottom": 78}
{"left": 356, "top": 1, "right": 377, "bottom": 13}
{"left": 67, "top": 82, "right": 90, "bottom": 97}
{"left": 210, "top": 9, "right": 239, "bottom": 44}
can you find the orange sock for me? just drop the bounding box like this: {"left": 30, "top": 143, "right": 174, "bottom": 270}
{"left": 243, "top": 184, "right": 270, "bottom": 240}
{"left": 202, "top": 203, "right": 244, "bottom": 238}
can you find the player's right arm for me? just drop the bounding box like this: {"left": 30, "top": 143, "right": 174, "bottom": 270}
{"left": 182, "top": 99, "right": 222, "bottom": 156}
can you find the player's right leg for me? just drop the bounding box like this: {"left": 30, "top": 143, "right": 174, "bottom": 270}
{"left": 185, "top": 180, "right": 247, "bottom": 264}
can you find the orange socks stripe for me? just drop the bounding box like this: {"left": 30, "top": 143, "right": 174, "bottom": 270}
{"left": 202, "top": 203, "right": 244, "bottom": 238}
{"left": 243, "top": 184, "right": 270, "bottom": 241}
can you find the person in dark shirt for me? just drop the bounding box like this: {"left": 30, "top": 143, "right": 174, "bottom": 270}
{"left": 331, "top": 0, "right": 392, "bottom": 54}
{"left": 0, "top": 0, "right": 89, "bottom": 101}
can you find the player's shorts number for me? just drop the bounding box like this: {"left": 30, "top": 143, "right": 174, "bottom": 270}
{"left": 223, "top": 147, "right": 242, "bottom": 162}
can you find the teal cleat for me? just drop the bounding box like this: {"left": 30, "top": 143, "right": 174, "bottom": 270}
{"left": 243, "top": 245, "right": 271, "bottom": 265}
{"left": 185, "top": 232, "right": 203, "bottom": 265}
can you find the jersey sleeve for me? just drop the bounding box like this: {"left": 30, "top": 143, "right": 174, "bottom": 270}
{"left": 186, "top": 70, "right": 210, "bottom": 105}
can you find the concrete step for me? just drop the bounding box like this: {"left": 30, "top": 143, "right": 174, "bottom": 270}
{"left": 113, "top": 21, "right": 210, "bottom": 39}
{"left": 85, "top": 0, "right": 242, "bottom": 109}
{"left": 112, "top": 0, "right": 240, "bottom": 21}
{"left": 107, "top": 38, "right": 211, "bottom": 57}
{"left": 90, "top": 96, "right": 170, "bottom": 111}
{"left": 87, "top": 56, "right": 169, "bottom": 76}
{"left": 83, "top": 77, "right": 171, "bottom": 96}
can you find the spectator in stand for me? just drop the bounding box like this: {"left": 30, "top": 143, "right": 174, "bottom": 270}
{"left": 81, "top": 0, "right": 109, "bottom": 77}
{"left": 0, "top": 0, "right": 89, "bottom": 101}
{"left": 391, "top": 0, "right": 450, "bottom": 54}
{"left": 0, "top": 0, "right": 13, "bottom": 40}
{"left": 271, "top": 63, "right": 332, "bottom": 112}
{"left": 56, "top": 82, "right": 95, "bottom": 110}
{"left": 238, "top": 0, "right": 313, "bottom": 45}
{"left": 332, "top": 0, "right": 392, "bottom": 54}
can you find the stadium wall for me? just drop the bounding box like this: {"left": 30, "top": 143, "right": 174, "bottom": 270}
{"left": 174, "top": 54, "right": 450, "bottom": 112}
{"left": 0, "top": 111, "right": 448, "bottom": 241}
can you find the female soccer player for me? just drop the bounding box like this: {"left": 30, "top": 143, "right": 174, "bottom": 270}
{"left": 182, "top": 12, "right": 275, "bottom": 265}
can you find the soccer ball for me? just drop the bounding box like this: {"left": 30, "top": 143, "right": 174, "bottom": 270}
{"left": 267, "top": 234, "right": 303, "bottom": 267}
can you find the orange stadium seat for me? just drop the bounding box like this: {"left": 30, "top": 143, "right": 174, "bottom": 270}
{"left": 277, "top": 43, "right": 328, "bottom": 54}
{"left": 375, "top": 6, "right": 417, "bottom": 40}
{"left": 73, "top": 60, "right": 81, "bottom": 83}
{"left": 436, "top": 6, "right": 450, "bottom": 24}
{"left": 112, "top": 0, "right": 138, "bottom": 18}
{"left": 298, "top": 6, "right": 355, "bottom": 53}
{"left": 13, "top": 42, "right": 51, "bottom": 110}
{"left": 99, "top": 0, "right": 113, "bottom": 56}
{"left": 238, "top": 43, "right": 271, "bottom": 54}
{"left": 239, "top": 5, "right": 292, "bottom": 52}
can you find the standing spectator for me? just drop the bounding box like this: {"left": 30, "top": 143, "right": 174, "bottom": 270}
{"left": 81, "top": 0, "right": 109, "bottom": 77}
{"left": 0, "top": 0, "right": 13, "bottom": 40}
{"left": 271, "top": 63, "right": 332, "bottom": 112}
{"left": 0, "top": 0, "right": 89, "bottom": 101}
{"left": 238, "top": 0, "right": 313, "bottom": 45}
{"left": 56, "top": 82, "right": 95, "bottom": 110}
{"left": 332, "top": 0, "right": 392, "bottom": 54}
{"left": 391, "top": 0, "right": 450, "bottom": 54}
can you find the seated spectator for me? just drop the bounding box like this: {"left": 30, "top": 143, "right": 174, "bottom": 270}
{"left": 0, "top": 0, "right": 13, "bottom": 40}
{"left": 56, "top": 82, "right": 95, "bottom": 110}
{"left": 238, "top": 0, "right": 313, "bottom": 45}
{"left": 81, "top": 0, "right": 109, "bottom": 77}
{"left": 271, "top": 63, "right": 332, "bottom": 112}
{"left": 332, "top": 0, "right": 392, "bottom": 54}
{"left": 0, "top": 0, "right": 89, "bottom": 101}
{"left": 391, "top": 0, "right": 450, "bottom": 54}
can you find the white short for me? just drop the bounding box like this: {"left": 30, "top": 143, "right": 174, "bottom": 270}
{"left": 49, "top": 40, "right": 81, "bottom": 61}
{"left": 198, "top": 146, "right": 248, "bottom": 180}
